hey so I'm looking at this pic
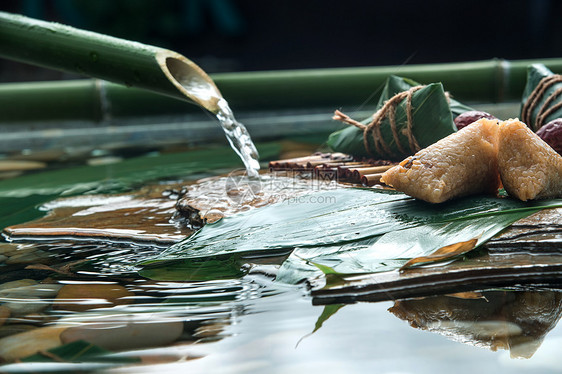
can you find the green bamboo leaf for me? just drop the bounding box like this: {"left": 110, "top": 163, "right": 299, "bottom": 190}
{"left": 375, "top": 75, "right": 472, "bottom": 118}
{"left": 141, "top": 188, "right": 562, "bottom": 283}
{"left": 302, "top": 259, "right": 347, "bottom": 288}
{"left": 306, "top": 260, "right": 342, "bottom": 277}
{"left": 0, "top": 144, "right": 280, "bottom": 198}
{"left": 277, "top": 208, "right": 538, "bottom": 283}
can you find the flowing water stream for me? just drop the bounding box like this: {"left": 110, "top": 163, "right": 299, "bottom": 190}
{"left": 175, "top": 68, "right": 261, "bottom": 178}
{"left": 215, "top": 98, "right": 260, "bottom": 178}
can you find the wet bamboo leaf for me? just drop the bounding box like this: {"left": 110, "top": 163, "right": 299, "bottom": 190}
{"left": 142, "top": 187, "right": 562, "bottom": 283}
{"left": 278, "top": 208, "right": 536, "bottom": 283}
{"left": 307, "top": 260, "right": 342, "bottom": 277}
{"left": 306, "top": 260, "right": 347, "bottom": 288}
{"left": 399, "top": 237, "right": 479, "bottom": 271}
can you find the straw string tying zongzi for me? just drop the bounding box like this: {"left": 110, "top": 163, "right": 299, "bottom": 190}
{"left": 333, "top": 86, "right": 424, "bottom": 157}
{"left": 521, "top": 74, "right": 562, "bottom": 131}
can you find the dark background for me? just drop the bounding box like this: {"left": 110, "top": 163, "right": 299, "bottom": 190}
{"left": 0, "top": 0, "right": 561, "bottom": 82}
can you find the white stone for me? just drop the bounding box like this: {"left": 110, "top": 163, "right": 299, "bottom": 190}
{"left": 0, "top": 283, "right": 61, "bottom": 299}
{"left": 4, "top": 298, "right": 50, "bottom": 316}
{"left": 0, "top": 279, "right": 37, "bottom": 291}
{"left": 60, "top": 314, "right": 184, "bottom": 351}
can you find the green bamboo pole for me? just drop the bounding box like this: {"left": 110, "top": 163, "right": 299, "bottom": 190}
{"left": 1, "top": 58, "right": 562, "bottom": 123}
{"left": 0, "top": 11, "right": 223, "bottom": 113}
{"left": 0, "top": 80, "right": 103, "bottom": 122}
{"left": 216, "top": 57, "right": 562, "bottom": 109}
{"left": 0, "top": 80, "right": 200, "bottom": 122}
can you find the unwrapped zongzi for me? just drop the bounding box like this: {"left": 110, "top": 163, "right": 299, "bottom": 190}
{"left": 380, "top": 118, "right": 500, "bottom": 203}
{"left": 498, "top": 119, "right": 562, "bottom": 201}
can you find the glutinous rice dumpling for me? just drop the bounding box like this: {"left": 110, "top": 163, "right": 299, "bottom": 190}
{"left": 380, "top": 119, "right": 501, "bottom": 203}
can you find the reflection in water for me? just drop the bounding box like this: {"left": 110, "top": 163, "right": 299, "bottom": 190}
{"left": 389, "top": 290, "right": 562, "bottom": 358}
{"left": 0, "top": 173, "right": 339, "bottom": 367}
{"left": 0, "top": 236, "right": 272, "bottom": 367}
{"left": 3, "top": 232, "right": 562, "bottom": 371}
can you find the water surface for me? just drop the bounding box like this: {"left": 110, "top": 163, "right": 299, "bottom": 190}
{"left": 0, "top": 149, "right": 561, "bottom": 373}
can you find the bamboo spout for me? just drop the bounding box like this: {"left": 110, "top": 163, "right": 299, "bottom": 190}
{"left": 0, "top": 11, "right": 223, "bottom": 113}
{"left": 156, "top": 51, "right": 222, "bottom": 113}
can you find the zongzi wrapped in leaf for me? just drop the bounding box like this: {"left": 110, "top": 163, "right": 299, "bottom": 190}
{"left": 328, "top": 75, "right": 471, "bottom": 159}
{"left": 498, "top": 119, "right": 562, "bottom": 201}
{"left": 520, "top": 64, "right": 562, "bottom": 132}
{"left": 380, "top": 118, "right": 500, "bottom": 203}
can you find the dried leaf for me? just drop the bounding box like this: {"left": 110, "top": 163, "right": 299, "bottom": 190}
{"left": 445, "top": 291, "right": 487, "bottom": 300}
{"left": 400, "top": 237, "right": 479, "bottom": 271}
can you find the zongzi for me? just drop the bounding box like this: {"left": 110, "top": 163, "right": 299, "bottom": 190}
{"left": 498, "top": 119, "right": 562, "bottom": 201}
{"left": 328, "top": 76, "right": 469, "bottom": 159}
{"left": 380, "top": 118, "right": 500, "bottom": 203}
{"left": 520, "top": 64, "right": 562, "bottom": 132}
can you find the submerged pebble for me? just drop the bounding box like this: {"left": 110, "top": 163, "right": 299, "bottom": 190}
{"left": 0, "top": 283, "right": 62, "bottom": 299}
{"left": 0, "top": 244, "right": 51, "bottom": 265}
{"left": 3, "top": 298, "right": 49, "bottom": 316}
{"left": 8, "top": 313, "right": 58, "bottom": 326}
{"left": 0, "top": 281, "right": 62, "bottom": 318}
{"left": 5, "top": 249, "right": 50, "bottom": 264}
{"left": 0, "top": 325, "right": 67, "bottom": 361}
{"left": 193, "top": 321, "right": 228, "bottom": 340}
{"left": 54, "top": 283, "right": 135, "bottom": 312}
{"left": 0, "top": 306, "right": 10, "bottom": 327}
{"left": 0, "top": 243, "right": 21, "bottom": 258}
{"left": 60, "top": 316, "right": 184, "bottom": 351}
{"left": 0, "top": 324, "right": 37, "bottom": 339}
{"left": 0, "top": 279, "right": 37, "bottom": 290}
